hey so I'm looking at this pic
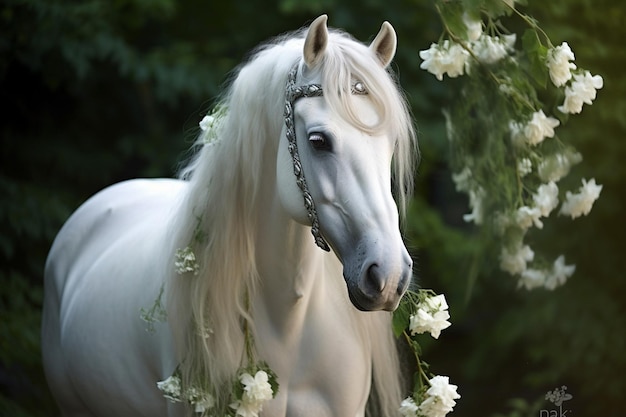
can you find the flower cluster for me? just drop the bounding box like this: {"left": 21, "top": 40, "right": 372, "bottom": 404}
{"left": 230, "top": 370, "right": 274, "bottom": 417}
{"left": 157, "top": 373, "right": 216, "bottom": 414}
{"left": 394, "top": 290, "right": 459, "bottom": 417}
{"left": 199, "top": 104, "right": 227, "bottom": 145}
{"left": 399, "top": 376, "right": 461, "bottom": 417}
{"left": 174, "top": 246, "right": 200, "bottom": 275}
{"left": 423, "top": 1, "right": 603, "bottom": 291}
{"left": 408, "top": 294, "right": 451, "bottom": 339}
{"left": 157, "top": 367, "right": 277, "bottom": 417}
{"left": 419, "top": 12, "right": 517, "bottom": 80}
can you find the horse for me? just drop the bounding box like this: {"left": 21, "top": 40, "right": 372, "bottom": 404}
{"left": 42, "top": 15, "right": 418, "bottom": 417}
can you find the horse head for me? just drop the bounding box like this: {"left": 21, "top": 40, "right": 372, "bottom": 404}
{"left": 277, "top": 15, "right": 414, "bottom": 311}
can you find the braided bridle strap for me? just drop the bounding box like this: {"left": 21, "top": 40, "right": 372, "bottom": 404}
{"left": 284, "top": 63, "right": 367, "bottom": 251}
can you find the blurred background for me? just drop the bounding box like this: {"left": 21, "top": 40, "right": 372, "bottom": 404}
{"left": 1, "top": 0, "right": 624, "bottom": 416}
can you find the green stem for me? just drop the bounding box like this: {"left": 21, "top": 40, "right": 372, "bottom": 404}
{"left": 403, "top": 330, "right": 430, "bottom": 388}
{"left": 501, "top": 0, "right": 553, "bottom": 47}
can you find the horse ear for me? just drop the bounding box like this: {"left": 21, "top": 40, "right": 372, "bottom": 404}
{"left": 303, "top": 15, "right": 329, "bottom": 68}
{"left": 369, "top": 21, "right": 397, "bottom": 68}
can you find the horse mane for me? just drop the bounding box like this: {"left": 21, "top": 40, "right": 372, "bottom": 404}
{"left": 163, "top": 26, "right": 417, "bottom": 415}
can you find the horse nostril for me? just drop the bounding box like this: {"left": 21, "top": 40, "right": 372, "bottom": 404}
{"left": 366, "top": 263, "right": 385, "bottom": 293}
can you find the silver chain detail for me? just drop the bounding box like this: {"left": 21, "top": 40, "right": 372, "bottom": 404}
{"left": 284, "top": 63, "right": 367, "bottom": 251}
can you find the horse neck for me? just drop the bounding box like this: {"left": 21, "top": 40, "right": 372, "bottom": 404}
{"left": 252, "top": 170, "right": 333, "bottom": 336}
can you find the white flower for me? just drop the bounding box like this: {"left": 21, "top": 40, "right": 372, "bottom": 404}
{"left": 240, "top": 371, "right": 273, "bottom": 404}
{"left": 538, "top": 150, "right": 582, "bottom": 182}
{"left": 559, "top": 178, "right": 603, "bottom": 219}
{"left": 174, "top": 247, "right": 200, "bottom": 275}
{"left": 186, "top": 387, "right": 215, "bottom": 413}
{"left": 558, "top": 71, "right": 603, "bottom": 114}
{"left": 199, "top": 115, "right": 215, "bottom": 131}
{"left": 452, "top": 166, "right": 472, "bottom": 192}
{"left": 418, "top": 376, "right": 461, "bottom": 417}
{"left": 232, "top": 370, "right": 274, "bottom": 416}
{"left": 463, "top": 187, "right": 486, "bottom": 225}
{"left": 544, "top": 255, "right": 576, "bottom": 290}
{"left": 516, "top": 205, "right": 543, "bottom": 230}
{"left": 500, "top": 242, "right": 534, "bottom": 275}
{"left": 509, "top": 120, "right": 526, "bottom": 147}
{"left": 422, "top": 294, "right": 449, "bottom": 312}
{"left": 463, "top": 13, "right": 482, "bottom": 42}
{"left": 519, "top": 268, "right": 547, "bottom": 290}
{"left": 523, "top": 110, "right": 560, "bottom": 146}
{"left": 399, "top": 397, "right": 419, "bottom": 417}
{"left": 517, "top": 158, "right": 532, "bottom": 177}
{"left": 533, "top": 182, "right": 559, "bottom": 217}
{"left": 546, "top": 42, "right": 577, "bottom": 87}
{"left": 157, "top": 375, "right": 182, "bottom": 403}
{"left": 419, "top": 40, "right": 470, "bottom": 81}
{"left": 471, "top": 34, "right": 516, "bottom": 64}
{"left": 409, "top": 294, "right": 452, "bottom": 339}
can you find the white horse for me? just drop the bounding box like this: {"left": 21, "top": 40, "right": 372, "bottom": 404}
{"left": 42, "top": 15, "right": 418, "bottom": 417}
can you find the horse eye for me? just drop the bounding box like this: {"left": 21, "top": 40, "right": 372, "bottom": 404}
{"left": 308, "top": 132, "right": 331, "bottom": 151}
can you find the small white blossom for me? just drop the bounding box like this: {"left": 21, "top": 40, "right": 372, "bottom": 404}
{"left": 546, "top": 42, "right": 577, "bottom": 87}
{"left": 452, "top": 166, "right": 472, "bottom": 192}
{"left": 399, "top": 397, "right": 419, "bottom": 417}
{"left": 232, "top": 370, "right": 274, "bottom": 417}
{"left": 157, "top": 375, "right": 182, "bottom": 403}
{"left": 500, "top": 242, "right": 534, "bottom": 275}
{"left": 186, "top": 387, "right": 215, "bottom": 413}
{"left": 240, "top": 371, "right": 273, "bottom": 404}
{"left": 523, "top": 110, "right": 560, "bottom": 146}
{"left": 544, "top": 255, "right": 576, "bottom": 290}
{"left": 199, "top": 115, "right": 215, "bottom": 131}
{"left": 538, "top": 150, "right": 582, "bottom": 183}
{"left": 533, "top": 181, "right": 559, "bottom": 217}
{"left": 519, "top": 268, "right": 547, "bottom": 290}
{"left": 463, "top": 187, "right": 486, "bottom": 225}
{"left": 418, "top": 375, "right": 461, "bottom": 417}
{"left": 558, "top": 71, "right": 603, "bottom": 114}
{"left": 175, "top": 247, "right": 200, "bottom": 275}
{"left": 559, "top": 178, "right": 603, "bottom": 219}
{"left": 509, "top": 120, "right": 526, "bottom": 147}
{"left": 419, "top": 40, "right": 470, "bottom": 81}
{"left": 463, "top": 13, "right": 482, "bottom": 42}
{"left": 471, "top": 34, "right": 516, "bottom": 64}
{"left": 409, "top": 294, "right": 452, "bottom": 339}
{"left": 516, "top": 205, "right": 544, "bottom": 230}
{"left": 517, "top": 158, "right": 532, "bottom": 177}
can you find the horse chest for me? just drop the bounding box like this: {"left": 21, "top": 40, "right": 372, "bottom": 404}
{"left": 256, "top": 304, "right": 371, "bottom": 416}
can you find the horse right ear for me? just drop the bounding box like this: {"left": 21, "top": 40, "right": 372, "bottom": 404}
{"left": 303, "top": 15, "right": 328, "bottom": 68}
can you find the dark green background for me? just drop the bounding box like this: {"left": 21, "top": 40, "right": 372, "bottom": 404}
{"left": 1, "top": 0, "right": 624, "bottom": 416}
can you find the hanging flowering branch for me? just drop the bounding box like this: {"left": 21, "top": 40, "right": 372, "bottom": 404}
{"left": 393, "top": 290, "right": 460, "bottom": 417}
{"left": 420, "top": 0, "right": 603, "bottom": 291}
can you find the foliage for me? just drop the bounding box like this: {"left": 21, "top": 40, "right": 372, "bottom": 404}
{"left": 0, "top": 0, "right": 624, "bottom": 416}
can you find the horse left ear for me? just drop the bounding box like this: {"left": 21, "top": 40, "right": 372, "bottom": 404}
{"left": 369, "top": 21, "right": 397, "bottom": 68}
{"left": 303, "top": 15, "right": 329, "bottom": 68}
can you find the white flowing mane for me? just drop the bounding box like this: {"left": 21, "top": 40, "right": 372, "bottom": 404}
{"left": 163, "top": 27, "right": 418, "bottom": 411}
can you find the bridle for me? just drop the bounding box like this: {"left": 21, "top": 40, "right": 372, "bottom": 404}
{"left": 284, "top": 63, "right": 367, "bottom": 251}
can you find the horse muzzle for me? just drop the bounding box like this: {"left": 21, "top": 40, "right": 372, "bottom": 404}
{"left": 344, "top": 245, "right": 413, "bottom": 312}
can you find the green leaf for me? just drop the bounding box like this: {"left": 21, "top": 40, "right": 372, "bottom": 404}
{"left": 392, "top": 303, "right": 410, "bottom": 338}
